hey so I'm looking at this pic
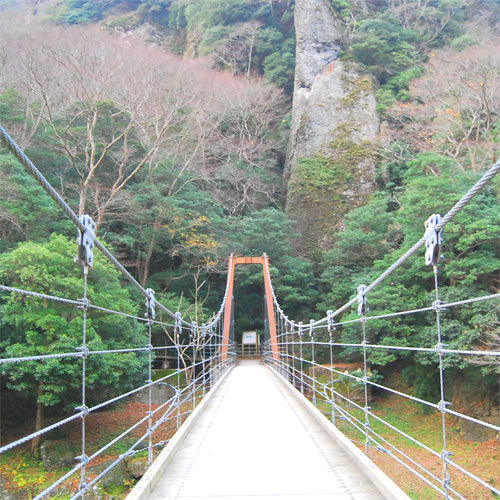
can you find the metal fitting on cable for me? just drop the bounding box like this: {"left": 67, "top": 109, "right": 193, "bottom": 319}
{"left": 327, "top": 310, "right": 334, "bottom": 335}
{"left": 146, "top": 343, "right": 153, "bottom": 351}
{"left": 75, "top": 454, "right": 89, "bottom": 466}
{"left": 357, "top": 284, "right": 367, "bottom": 316}
{"left": 191, "top": 321, "right": 197, "bottom": 340}
{"left": 309, "top": 319, "right": 314, "bottom": 337}
{"left": 424, "top": 213, "right": 443, "bottom": 266}
{"left": 75, "top": 405, "right": 89, "bottom": 417}
{"left": 432, "top": 299, "right": 442, "bottom": 312}
{"left": 145, "top": 288, "right": 156, "bottom": 320}
{"left": 298, "top": 321, "right": 303, "bottom": 337}
{"left": 78, "top": 298, "right": 90, "bottom": 310}
{"left": 75, "top": 346, "right": 90, "bottom": 358}
{"left": 440, "top": 450, "right": 453, "bottom": 462}
{"left": 434, "top": 342, "right": 447, "bottom": 352}
{"left": 76, "top": 215, "right": 96, "bottom": 268}
{"left": 290, "top": 321, "right": 295, "bottom": 334}
{"left": 438, "top": 400, "right": 450, "bottom": 413}
{"left": 175, "top": 311, "right": 182, "bottom": 332}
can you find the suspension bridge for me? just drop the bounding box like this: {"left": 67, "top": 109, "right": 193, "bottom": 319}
{"left": 0, "top": 125, "right": 499, "bottom": 499}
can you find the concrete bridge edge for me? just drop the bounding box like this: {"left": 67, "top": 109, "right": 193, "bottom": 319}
{"left": 266, "top": 364, "right": 411, "bottom": 500}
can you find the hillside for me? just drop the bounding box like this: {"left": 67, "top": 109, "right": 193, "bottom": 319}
{"left": 0, "top": 0, "right": 498, "bottom": 494}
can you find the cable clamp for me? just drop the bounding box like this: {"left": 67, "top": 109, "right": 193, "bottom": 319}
{"left": 146, "top": 344, "right": 153, "bottom": 351}
{"left": 363, "top": 376, "right": 371, "bottom": 384}
{"left": 424, "top": 214, "right": 443, "bottom": 266}
{"left": 75, "top": 405, "right": 89, "bottom": 417}
{"left": 77, "top": 298, "right": 90, "bottom": 310}
{"left": 145, "top": 288, "right": 156, "bottom": 320}
{"left": 76, "top": 215, "right": 96, "bottom": 268}
{"left": 438, "top": 400, "right": 450, "bottom": 413}
{"left": 309, "top": 319, "right": 314, "bottom": 337}
{"left": 434, "top": 342, "right": 448, "bottom": 352}
{"left": 191, "top": 321, "right": 198, "bottom": 340}
{"left": 364, "top": 406, "right": 371, "bottom": 414}
{"left": 327, "top": 310, "right": 334, "bottom": 334}
{"left": 76, "top": 346, "right": 90, "bottom": 358}
{"left": 432, "top": 299, "right": 442, "bottom": 311}
{"left": 440, "top": 450, "right": 453, "bottom": 462}
{"left": 298, "top": 322, "right": 303, "bottom": 337}
{"left": 357, "top": 285, "right": 367, "bottom": 316}
{"left": 75, "top": 454, "right": 89, "bottom": 466}
{"left": 376, "top": 445, "right": 389, "bottom": 454}
{"left": 146, "top": 378, "right": 153, "bottom": 385}
{"left": 175, "top": 312, "right": 182, "bottom": 331}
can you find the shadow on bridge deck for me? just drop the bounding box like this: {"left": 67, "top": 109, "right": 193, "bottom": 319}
{"left": 127, "top": 360, "right": 408, "bottom": 500}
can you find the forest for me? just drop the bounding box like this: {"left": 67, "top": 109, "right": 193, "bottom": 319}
{"left": 0, "top": 0, "right": 498, "bottom": 494}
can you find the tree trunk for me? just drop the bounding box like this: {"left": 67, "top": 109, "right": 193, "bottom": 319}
{"left": 31, "top": 382, "right": 44, "bottom": 453}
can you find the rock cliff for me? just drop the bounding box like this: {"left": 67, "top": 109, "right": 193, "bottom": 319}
{"left": 285, "top": 0, "right": 379, "bottom": 257}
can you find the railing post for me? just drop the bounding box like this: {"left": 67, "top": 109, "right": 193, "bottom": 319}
{"left": 298, "top": 322, "right": 304, "bottom": 395}
{"left": 310, "top": 319, "right": 316, "bottom": 405}
{"left": 357, "top": 284, "right": 371, "bottom": 458}
{"left": 327, "top": 310, "right": 336, "bottom": 426}
{"left": 191, "top": 321, "right": 197, "bottom": 410}
{"left": 175, "top": 312, "right": 182, "bottom": 430}
{"left": 75, "top": 214, "right": 95, "bottom": 498}
{"left": 145, "top": 288, "right": 156, "bottom": 466}
{"left": 426, "top": 214, "right": 452, "bottom": 498}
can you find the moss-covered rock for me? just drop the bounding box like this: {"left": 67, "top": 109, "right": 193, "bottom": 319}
{"left": 39, "top": 439, "right": 77, "bottom": 471}
{"left": 285, "top": 0, "right": 379, "bottom": 257}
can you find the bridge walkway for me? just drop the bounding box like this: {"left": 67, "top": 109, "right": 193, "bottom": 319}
{"left": 129, "top": 360, "right": 400, "bottom": 500}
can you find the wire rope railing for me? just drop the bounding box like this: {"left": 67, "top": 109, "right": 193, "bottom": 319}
{"left": 263, "top": 159, "right": 500, "bottom": 499}
{"left": 0, "top": 126, "right": 237, "bottom": 497}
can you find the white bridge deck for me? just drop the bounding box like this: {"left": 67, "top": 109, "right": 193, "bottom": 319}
{"left": 128, "top": 360, "right": 408, "bottom": 500}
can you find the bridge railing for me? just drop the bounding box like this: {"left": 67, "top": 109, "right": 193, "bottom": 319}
{"left": 0, "top": 126, "right": 237, "bottom": 498}
{"left": 263, "top": 159, "right": 500, "bottom": 499}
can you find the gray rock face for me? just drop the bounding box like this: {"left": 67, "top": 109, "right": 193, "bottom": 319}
{"left": 286, "top": 0, "right": 379, "bottom": 255}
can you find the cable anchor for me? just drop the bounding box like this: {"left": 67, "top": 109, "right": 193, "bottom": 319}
{"left": 424, "top": 214, "right": 443, "bottom": 266}
{"left": 76, "top": 215, "right": 96, "bottom": 268}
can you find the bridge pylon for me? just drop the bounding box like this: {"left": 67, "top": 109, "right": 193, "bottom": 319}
{"left": 221, "top": 254, "right": 279, "bottom": 361}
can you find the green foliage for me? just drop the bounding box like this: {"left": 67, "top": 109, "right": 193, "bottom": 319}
{"left": 0, "top": 152, "right": 73, "bottom": 251}
{"left": 0, "top": 235, "right": 147, "bottom": 410}
{"left": 351, "top": 15, "right": 421, "bottom": 83}
{"left": 50, "top": 0, "right": 118, "bottom": 24}
{"left": 319, "top": 152, "right": 499, "bottom": 395}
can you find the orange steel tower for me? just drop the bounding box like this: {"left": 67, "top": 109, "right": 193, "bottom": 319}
{"left": 221, "top": 254, "right": 279, "bottom": 361}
